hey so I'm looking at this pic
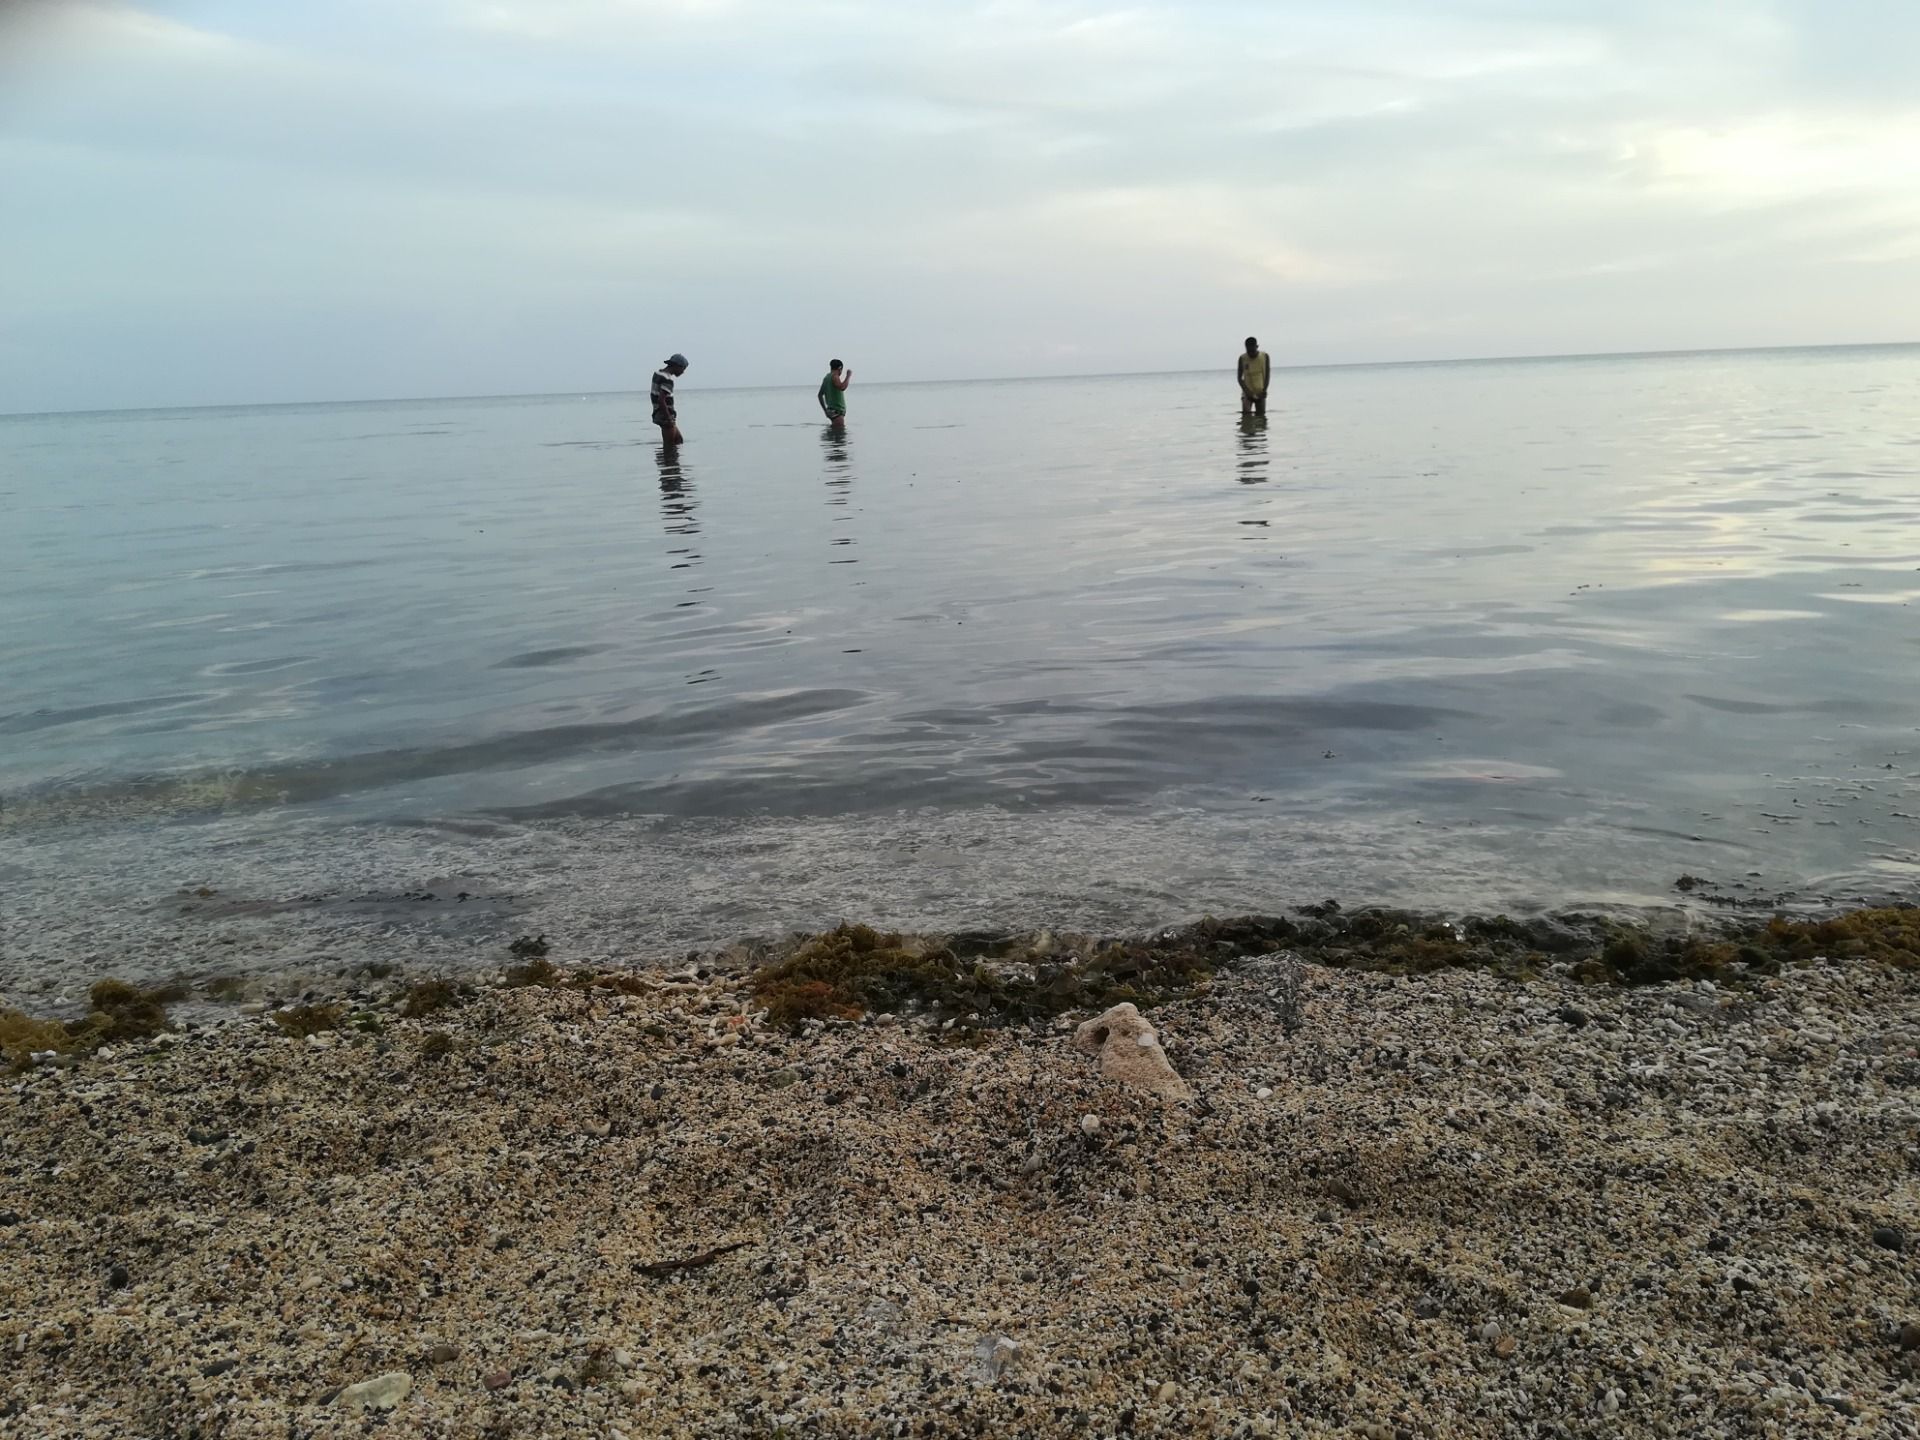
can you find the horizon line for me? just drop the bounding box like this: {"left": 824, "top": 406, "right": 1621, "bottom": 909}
{"left": 5, "top": 338, "right": 1916, "bottom": 421}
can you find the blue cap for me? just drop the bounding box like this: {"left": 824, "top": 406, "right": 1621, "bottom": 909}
{"left": 667, "top": 353, "right": 689, "bottom": 368}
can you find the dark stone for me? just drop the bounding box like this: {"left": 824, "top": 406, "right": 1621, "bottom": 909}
{"left": 1872, "top": 1226, "right": 1905, "bottom": 1252}
{"left": 1527, "top": 918, "right": 1588, "bottom": 954}
{"left": 1706, "top": 1234, "right": 1731, "bottom": 1253}
{"left": 1732, "top": 1276, "right": 1758, "bottom": 1294}
{"left": 107, "top": 1264, "right": 130, "bottom": 1289}
{"left": 1898, "top": 1321, "right": 1919, "bottom": 1352}
{"left": 200, "top": 1359, "right": 239, "bottom": 1378}
{"left": 1413, "top": 1295, "right": 1441, "bottom": 1320}
{"left": 1556, "top": 1006, "right": 1590, "bottom": 1029}
{"left": 1557, "top": 1285, "right": 1593, "bottom": 1310}
{"left": 0, "top": 1212, "right": 19, "bottom": 1227}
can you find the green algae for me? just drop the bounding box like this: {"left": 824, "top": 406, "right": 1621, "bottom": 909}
{"left": 401, "top": 978, "right": 465, "bottom": 1017}
{"left": 743, "top": 903, "right": 1920, "bottom": 1031}
{"left": 503, "top": 955, "right": 561, "bottom": 987}
{"left": 418, "top": 1030, "right": 456, "bottom": 1060}
{"left": 0, "top": 1009, "right": 71, "bottom": 1071}
{"left": 1763, "top": 907, "right": 1920, "bottom": 969}
{"left": 1, "top": 978, "right": 178, "bottom": 1072}
{"left": 81, "top": 979, "right": 177, "bottom": 1043}
{"left": 271, "top": 1003, "right": 346, "bottom": 1038}
{"left": 748, "top": 922, "right": 1213, "bottom": 1034}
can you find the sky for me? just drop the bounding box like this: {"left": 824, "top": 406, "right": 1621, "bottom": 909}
{"left": 1, "top": 0, "right": 1917, "bottom": 411}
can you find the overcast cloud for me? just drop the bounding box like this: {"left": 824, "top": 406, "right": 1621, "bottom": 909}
{"left": 1, "top": 0, "right": 1916, "bottom": 410}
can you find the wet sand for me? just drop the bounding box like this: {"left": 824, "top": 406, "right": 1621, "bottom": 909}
{"left": 3, "top": 934, "right": 1917, "bottom": 1437}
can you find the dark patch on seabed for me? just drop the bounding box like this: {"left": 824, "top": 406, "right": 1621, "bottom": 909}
{"left": 490, "top": 644, "right": 612, "bottom": 669}
{"left": 161, "top": 879, "right": 522, "bottom": 936}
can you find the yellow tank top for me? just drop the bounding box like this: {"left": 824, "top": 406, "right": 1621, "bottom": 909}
{"left": 1242, "top": 352, "right": 1269, "bottom": 390}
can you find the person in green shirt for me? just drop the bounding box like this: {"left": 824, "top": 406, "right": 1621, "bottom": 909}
{"left": 1238, "top": 336, "right": 1270, "bottom": 416}
{"left": 817, "top": 359, "right": 852, "bottom": 426}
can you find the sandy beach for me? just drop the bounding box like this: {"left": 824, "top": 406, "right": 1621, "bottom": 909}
{"left": 4, "top": 911, "right": 1917, "bottom": 1438}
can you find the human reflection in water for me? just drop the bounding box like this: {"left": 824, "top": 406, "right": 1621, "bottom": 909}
{"left": 1236, "top": 413, "right": 1270, "bottom": 485}
{"left": 655, "top": 445, "right": 701, "bottom": 571}
{"left": 821, "top": 424, "right": 858, "bottom": 565}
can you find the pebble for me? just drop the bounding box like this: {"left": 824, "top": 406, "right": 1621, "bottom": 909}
{"left": 1558, "top": 1285, "right": 1593, "bottom": 1310}
{"left": 427, "top": 1342, "right": 459, "bottom": 1364}
{"left": 1254, "top": 1087, "right": 1273, "bottom": 1100}
{"left": 1494, "top": 1336, "right": 1517, "bottom": 1360}
{"left": 1079, "top": 1114, "right": 1100, "bottom": 1136}
{"left": 972, "top": 1335, "right": 1020, "bottom": 1385}
{"left": 1871, "top": 1225, "right": 1905, "bottom": 1252}
{"left": 336, "top": 1371, "right": 411, "bottom": 1413}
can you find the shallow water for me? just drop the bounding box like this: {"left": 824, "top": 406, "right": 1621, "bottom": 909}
{"left": 7, "top": 345, "right": 1920, "bottom": 907}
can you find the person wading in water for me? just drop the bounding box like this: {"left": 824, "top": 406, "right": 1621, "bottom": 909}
{"left": 817, "top": 358, "right": 852, "bottom": 428}
{"left": 652, "top": 353, "right": 688, "bottom": 445}
{"left": 1237, "top": 337, "right": 1270, "bottom": 417}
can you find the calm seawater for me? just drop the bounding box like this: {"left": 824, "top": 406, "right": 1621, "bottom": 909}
{"left": 6, "top": 347, "right": 1920, "bottom": 901}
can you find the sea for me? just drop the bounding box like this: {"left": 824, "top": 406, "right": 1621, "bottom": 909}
{"left": 6, "top": 345, "right": 1920, "bottom": 924}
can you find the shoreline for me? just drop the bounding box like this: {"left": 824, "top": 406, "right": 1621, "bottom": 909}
{"left": 4, "top": 805, "right": 1904, "bottom": 1011}
{"left": 4, "top": 915, "right": 1918, "bottom": 1435}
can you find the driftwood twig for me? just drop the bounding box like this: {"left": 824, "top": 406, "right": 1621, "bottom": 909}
{"left": 637, "top": 1241, "right": 752, "bottom": 1278}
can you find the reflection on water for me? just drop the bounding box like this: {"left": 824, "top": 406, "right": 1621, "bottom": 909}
{"left": 6, "top": 346, "right": 1920, "bottom": 903}
{"left": 1236, "top": 414, "right": 1269, "bottom": 484}
{"left": 656, "top": 445, "right": 702, "bottom": 577}
{"left": 654, "top": 447, "right": 715, "bottom": 683}
{"left": 822, "top": 424, "right": 857, "bottom": 567}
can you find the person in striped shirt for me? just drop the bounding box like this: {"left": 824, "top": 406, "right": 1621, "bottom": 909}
{"left": 652, "top": 353, "right": 688, "bottom": 445}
